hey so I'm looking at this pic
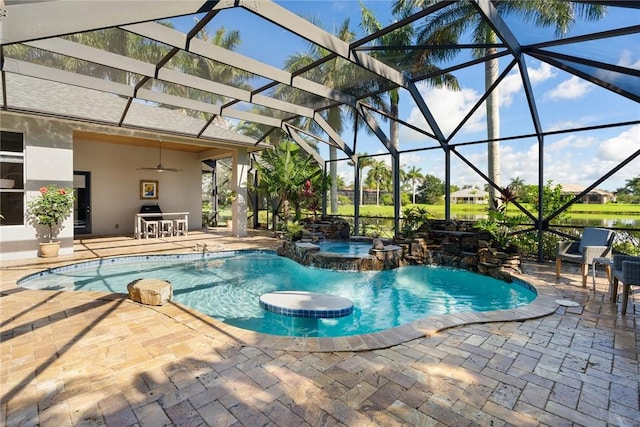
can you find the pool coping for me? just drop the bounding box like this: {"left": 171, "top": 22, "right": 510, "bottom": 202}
{"left": 13, "top": 251, "right": 563, "bottom": 352}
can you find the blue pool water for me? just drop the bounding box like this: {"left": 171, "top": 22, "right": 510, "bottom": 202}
{"left": 317, "top": 240, "right": 373, "bottom": 256}
{"left": 19, "top": 251, "right": 536, "bottom": 337}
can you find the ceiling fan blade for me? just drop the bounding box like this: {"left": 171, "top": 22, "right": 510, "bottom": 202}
{"left": 136, "top": 140, "right": 183, "bottom": 172}
{"left": 155, "top": 164, "right": 183, "bottom": 172}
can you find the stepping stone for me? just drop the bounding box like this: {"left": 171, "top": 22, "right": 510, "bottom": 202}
{"left": 555, "top": 299, "right": 580, "bottom": 307}
{"left": 127, "top": 278, "right": 172, "bottom": 306}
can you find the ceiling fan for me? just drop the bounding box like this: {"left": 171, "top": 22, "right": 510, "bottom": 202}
{"left": 137, "top": 141, "right": 183, "bottom": 173}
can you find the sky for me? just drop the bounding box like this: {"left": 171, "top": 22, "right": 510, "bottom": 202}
{"left": 172, "top": 1, "right": 639, "bottom": 193}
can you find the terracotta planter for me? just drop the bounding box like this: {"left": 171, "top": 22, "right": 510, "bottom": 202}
{"left": 39, "top": 241, "right": 60, "bottom": 258}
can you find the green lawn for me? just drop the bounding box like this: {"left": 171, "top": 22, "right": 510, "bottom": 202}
{"left": 337, "top": 203, "right": 640, "bottom": 219}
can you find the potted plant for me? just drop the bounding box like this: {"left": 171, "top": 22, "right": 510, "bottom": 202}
{"left": 27, "top": 185, "right": 75, "bottom": 257}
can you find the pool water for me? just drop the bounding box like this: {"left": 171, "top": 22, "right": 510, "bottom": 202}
{"left": 317, "top": 240, "right": 373, "bottom": 256}
{"left": 19, "top": 251, "right": 536, "bottom": 338}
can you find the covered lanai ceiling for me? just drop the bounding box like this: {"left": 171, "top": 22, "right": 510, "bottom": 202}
{"left": 1, "top": 0, "right": 639, "bottom": 193}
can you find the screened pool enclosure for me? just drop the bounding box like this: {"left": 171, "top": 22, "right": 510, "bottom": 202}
{"left": 1, "top": 0, "right": 638, "bottom": 260}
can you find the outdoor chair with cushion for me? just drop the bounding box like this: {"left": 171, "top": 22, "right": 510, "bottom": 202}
{"left": 611, "top": 254, "right": 640, "bottom": 315}
{"left": 556, "top": 227, "right": 615, "bottom": 287}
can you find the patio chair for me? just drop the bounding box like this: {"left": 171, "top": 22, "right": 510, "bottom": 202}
{"left": 611, "top": 254, "right": 640, "bottom": 315}
{"left": 173, "top": 215, "right": 188, "bottom": 236}
{"left": 556, "top": 227, "right": 614, "bottom": 287}
{"left": 140, "top": 218, "right": 159, "bottom": 238}
{"left": 139, "top": 204, "right": 163, "bottom": 239}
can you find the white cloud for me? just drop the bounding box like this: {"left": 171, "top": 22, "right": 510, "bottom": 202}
{"left": 402, "top": 85, "right": 485, "bottom": 140}
{"left": 401, "top": 61, "right": 558, "bottom": 141}
{"left": 545, "top": 119, "right": 590, "bottom": 133}
{"left": 499, "top": 62, "right": 555, "bottom": 106}
{"left": 498, "top": 126, "right": 640, "bottom": 190}
{"left": 546, "top": 134, "right": 597, "bottom": 152}
{"left": 546, "top": 76, "right": 592, "bottom": 100}
{"left": 617, "top": 49, "right": 640, "bottom": 69}
{"left": 527, "top": 61, "right": 556, "bottom": 84}
{"left": 499, "top": 143, "right": 539, "bottom": 185}
{"left": 598, "top": 125, "right": 640, "bottom": 162}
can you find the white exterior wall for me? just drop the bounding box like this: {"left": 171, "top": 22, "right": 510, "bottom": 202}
{"left": 0, "top": 114, "right": 74, "bottom": 260}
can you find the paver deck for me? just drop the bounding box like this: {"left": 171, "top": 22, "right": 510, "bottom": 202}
{"left": 1, "top": 228, "right": 638, "bottom": 426}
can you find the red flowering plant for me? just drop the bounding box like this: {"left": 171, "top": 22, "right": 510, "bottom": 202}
{"left": 27, "top": 185, "right": 75, "bottom": 242}
{"left": 301, "top": 179, "right": 320, "bottom": 221}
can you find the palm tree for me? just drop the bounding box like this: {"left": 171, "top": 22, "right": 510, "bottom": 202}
{"left": 281, "top": 19, "right": 357, "bottom": 215}
{"left": 367, "top": 160, "right": 391, "bottom": 206}
{"left": 395, "top": 0, "right": 606, "bottom": 205}
{"left": 406, "top": 166, "right": 424, "bottom": 204}
{"left": 509, "top": 176, "right": 526, "bottom": 200}
{"left": 252, "top": 141, "right": 324, "bottom": 230}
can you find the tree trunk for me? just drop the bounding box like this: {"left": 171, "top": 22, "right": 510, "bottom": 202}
{"left": 390, "top": 90, "right": 400, "bottom": 209}
{"left": 485, "top": 44, "right": 501, "bottom": 208}
{"left": 390, "top": 94, "right": 399, "bottom": 152}
{"left": 283, "top": 197, "right": 291, "bottom": 222}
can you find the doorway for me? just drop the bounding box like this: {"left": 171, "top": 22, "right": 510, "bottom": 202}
{"left": 73, "top": 171, "right": 91, "bottom": 234}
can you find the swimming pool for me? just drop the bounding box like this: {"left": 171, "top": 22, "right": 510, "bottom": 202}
{"left": 317, "top": 240, "right": 373, "bottom": 256}
{"left": 19, "top": 250, "right": 537, "bottom": 338}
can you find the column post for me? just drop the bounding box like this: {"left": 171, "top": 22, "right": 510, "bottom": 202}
{"left": 231, "top": 148, "right": 248, "bottom": 237}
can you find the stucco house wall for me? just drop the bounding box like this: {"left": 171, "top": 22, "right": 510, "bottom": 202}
{"left": 1, "top": 113, "right": 75, "bottom": 260}
{"left": 450, "top": 188, "right": 488, "bottom": 205}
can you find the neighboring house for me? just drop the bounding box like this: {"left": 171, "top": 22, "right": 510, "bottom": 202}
{"left": 450, "top": 188, "right": 488, "bottom": 204}
{"left": 559, "top": 184, "right": 616, "bottom": 204}
{"left": 0, "top": 75, "right": 263, "bottom": 261}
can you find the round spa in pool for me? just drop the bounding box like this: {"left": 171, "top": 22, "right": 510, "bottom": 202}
{"left": 19, "top": 250, "right": 537, "bottom": 338}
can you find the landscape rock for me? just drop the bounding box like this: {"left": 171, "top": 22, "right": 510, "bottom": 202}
{"left": 127, "top": 278, "right": 172, "bottom": 306}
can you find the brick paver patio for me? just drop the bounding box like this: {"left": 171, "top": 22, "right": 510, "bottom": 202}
{"left": 1, "top": 229, "right": 638, "bottom": 426}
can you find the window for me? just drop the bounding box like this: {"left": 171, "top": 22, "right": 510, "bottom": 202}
{"left": 1, "top": 131, "right": 25, "bottom": 225}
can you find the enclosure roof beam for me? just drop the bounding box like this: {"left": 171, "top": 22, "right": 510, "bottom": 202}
{"left": 1, "top": 1, "right": 229, "bottom": 45}
{"left": 283, "top": 124, "right": 326, "bottom": 166}
{"left": 2, "top": 58, "right": 134, "bottom": 97}
{"left": 313, "top": 113, "right": 355, "bottom": 160}
{"left": 356, "top": 102, "right": 397, "bottom": 158}
{"left": 24, "top": 37, "right": 317, "bottom": 118}
{"left": 241, "top": 0, "right": 410, "bottom": 88}
{"left": 124, "top": 21, "right": 357, "bottom": 107}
